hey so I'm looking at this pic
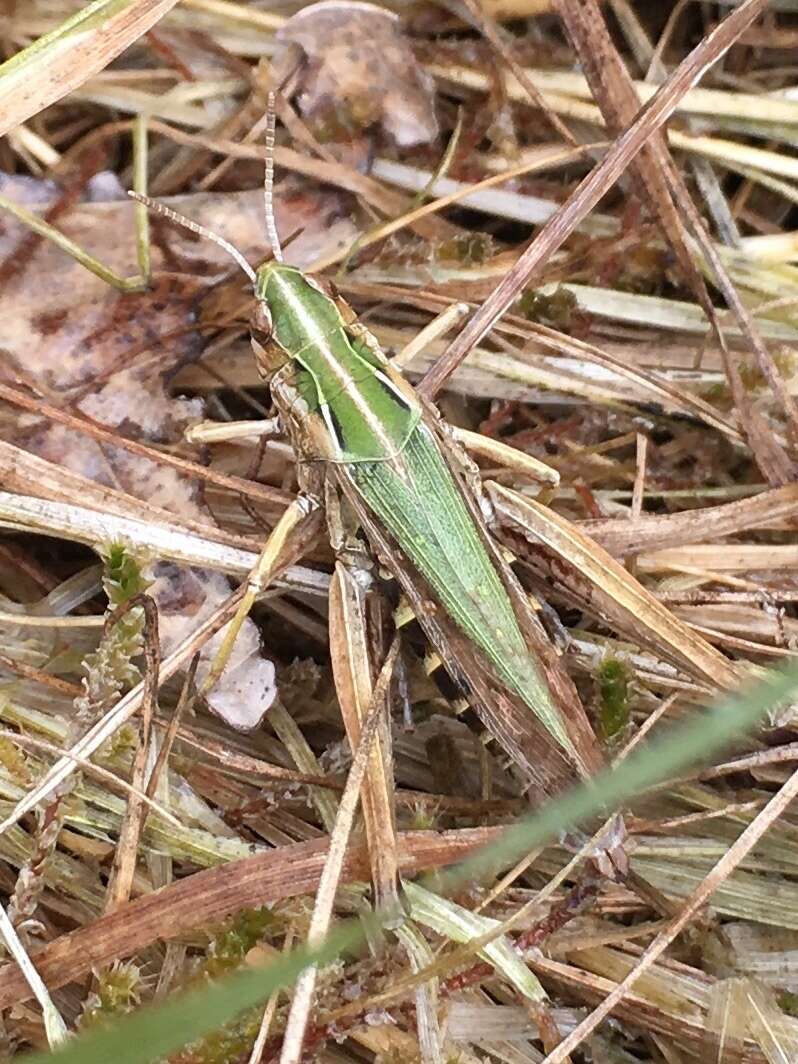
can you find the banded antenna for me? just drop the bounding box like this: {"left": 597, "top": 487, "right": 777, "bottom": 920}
{"left": 128, "top": 191, "right": 256, "bottom": 284}
{"left": 264, "top": 91, "right": 284, "bottom": 263}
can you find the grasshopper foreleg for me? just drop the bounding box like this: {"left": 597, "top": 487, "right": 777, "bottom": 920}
{"left": 184, "top": 415, "right": 283, "bottom": 446}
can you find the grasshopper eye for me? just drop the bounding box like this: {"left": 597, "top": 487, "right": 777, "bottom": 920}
{"left": 251, "top": 302, "right": 273, "bottom": 339}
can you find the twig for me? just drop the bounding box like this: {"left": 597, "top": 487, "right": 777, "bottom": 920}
{"left": 0, "top": 901, "right": 67, "bottom": 1048}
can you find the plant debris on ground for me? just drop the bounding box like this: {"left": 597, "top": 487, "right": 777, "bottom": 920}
{"left": 0, "top": 0, "right": 798, "bottom": 1061}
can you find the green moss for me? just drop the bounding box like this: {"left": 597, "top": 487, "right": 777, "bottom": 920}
{"left": 435, "top": 232, "right": 493, "bottom": 266}
{"left": 79, "top": 546, "right": 152, "bottom": 725}
{"left": 409, "top": 802, "right": 439, "bottom": 831}
{"left": 703, "top": 380, "right": 731, "bottom": 404}
{"left": 103, "top": 722, "right": 138, "bottom": 765}
{"left": 170, "top": 1008, "right": 266, "bottom": 1064}
{"left": 775, "top": 347, "right": 797, "bottom": 379}
{"left": 519, "top": 285, "right": 577, "bottom": 329}
{"left": 171, "top": 908, "right": 282, "bottom": 1064}
{"left": 204, "top": 907, "right": 277, "bottom": 980}
{"left": 778, "top": 990, "right": 798, "bottom": 1016}
{"left": 81, "top": 963, "right": 141, "bottom": 1029}
{"left": 597, "top": 657, "right": 631, "bottom": 739}
{"left": 613, "top": 244, "right": 668, "bottom": 295}
{"left": 739, "top": 348, "right": 797, "bottom": 394}
{"left": 738, "top": 359, "right": 763, "bottom": 393}
{"left": 308, "top": 98, "right": 382, "bottom": 142}
{"left": 103, "top": 543, "right": 149, "bottom": 605}
{"left": 0, "top": 736, "right": 32, "bottom": 786}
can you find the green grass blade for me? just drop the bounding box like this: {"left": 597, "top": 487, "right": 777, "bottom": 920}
{"left": 440, "top": 662, "right": 798, "bottom": 890}
{"left": 21, "top": 923, "right": 362, "bottom": 1064}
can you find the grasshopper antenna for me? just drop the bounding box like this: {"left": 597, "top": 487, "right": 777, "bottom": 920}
{"left": 264, "top": 91, "right": 284, "bottom": 263}
{"left": 128, "top": 191, "right": 257, "bottom": 284}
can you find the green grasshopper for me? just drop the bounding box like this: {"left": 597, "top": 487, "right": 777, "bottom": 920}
{"left": 132, "top": 95, "right": 604, "bottom": 801}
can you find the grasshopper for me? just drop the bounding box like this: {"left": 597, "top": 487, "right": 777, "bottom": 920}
{"left": 132, "top": 94, "right": 605, "bottom": 807}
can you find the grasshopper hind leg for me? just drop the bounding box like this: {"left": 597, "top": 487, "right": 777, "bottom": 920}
{"left": 326, "top": 470, "right": 403, "bottom": 917}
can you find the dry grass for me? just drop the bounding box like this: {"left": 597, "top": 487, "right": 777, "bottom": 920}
{"left": 0, "top": 0, "right": 798, "bottom": 1061}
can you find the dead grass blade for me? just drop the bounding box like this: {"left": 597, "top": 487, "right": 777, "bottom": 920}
{"left": 0, "top": 827, "right": 499, "bottom": 1009}
{"left": 488, "top": 483, "right": 742, "bottom": 690}
{"left": 0, "top": 730, "right": 180, "bottom": 826}
{"left": 553, "top": 0, "right": 719, "bottom": 337}
{"left": 4, "top": 1, "right": 798, "bottom": 1057}
{"left": 582, "top": 484, "right": 798, "bottom": 557}
{"left": 706, "top": 978, "right": 747, "bottom": 1063}
{"left": 0, "top": 589, "right": 245, "bottom": 839}
{"left": 0, "top": 0, "right": 183, "bottom": 137}
{"left": 329, "top": 561, "right": 400, "bottom": 912}
{"left": 0, "top": 493, "right": 328, "bottom": 597}
{"left": 541, "top": 764, "right": 798, "bottom": 1063}
{"left": 0, "top": 438, "right": 261, "bottom": 554}
{"left": 279, "top": 638, "right": 400, "bottom": 1064}
{"left": 554, "top": 0, "right": 797, "bottom": 484}
{"left": 0, "top": 902, "right": 67, "bottom": 1047}
{"left": 0, "top": 379, "right": 291, "bottom": 511}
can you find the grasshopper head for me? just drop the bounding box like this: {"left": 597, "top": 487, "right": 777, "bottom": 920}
{"left": 252, "top": 261, "right": 344, "bottom": 371}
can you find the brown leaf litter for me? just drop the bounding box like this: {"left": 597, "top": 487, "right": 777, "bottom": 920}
{"left": 1, "top": 0, "right": 798, "bottom": 1062}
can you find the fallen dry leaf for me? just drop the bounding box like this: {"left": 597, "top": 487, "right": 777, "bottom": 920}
{"left": 275, "top": 0, "right": 439, "bottom": 147}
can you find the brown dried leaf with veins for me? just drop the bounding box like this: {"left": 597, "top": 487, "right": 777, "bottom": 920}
{"left": 276, "top": 0, "right": 439, "bottom": 147}
{"left": 0, "top": 175, "right": 358, "bottom": 729}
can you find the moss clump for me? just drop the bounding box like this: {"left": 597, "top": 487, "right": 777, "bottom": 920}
{"left": 435, "top": 232, "right": 493, "bottom": 266}
{"left": 81, "top": 962, "right": 141, "bottom": 1029}
{"left": 105, "top": 543, "right": 150, "bottom": 604}
{"left": 77, "top": 545, "right": 151, "bottom": 725}
{"left": 0, "top": 736, "right": 32, "bottom": 787}
{"left": 739, "top": 347, "right": 797, "bottom": 394}
{"left": 519, "top": 285, "right": 578, "bottom": 329}
{"left": 170, "top": 908, "right": 281, "bottom": 1064}
{"left": 409, "top": 802, "right": 439, "bottom": 831}
{"left": 613, "top": 243, "right": 668, "bottom": 295}
{"left": 203, "top": 907, "right": 277, "bottom": 981}
{"left": 597, "top": 657, "right": 631, "bottom": 739}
